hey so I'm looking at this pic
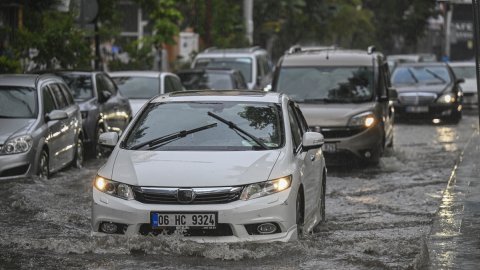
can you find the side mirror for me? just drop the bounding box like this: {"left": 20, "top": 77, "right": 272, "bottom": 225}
{"left": 46, "top": 110, "right": 68, "bottom": 121}
{"left": 456, "top": 78, "right": 465, "bottom": 84}
{"left": 99, "top": 90, "right": 112, "bottom": 103}
{"left": 302, "top": 131, "right": 324, "bottom": 151}
{"left": 98, "top": 132, "right": 119, "bottom": 148}
{"left": 388, "top": 88, "right": 398, "bottom": 100}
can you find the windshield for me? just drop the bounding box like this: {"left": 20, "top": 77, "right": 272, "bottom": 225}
{"left": 193, "top": 57, "right": 252, "bottom": 83}
{"left": 451, "top": 66, "right": 476, "bottom": 80}
{"left": 124, "top": 101, "right": 283, "bottom": 151}
{"left": 59, "top": 74, "right": 94, "bottom": 101}
{"left": 111, "top": 76, "right": 159, "bottom": 99}
{"left": 0, "top": 86, "right": 38, "bottom": 118}
{"left": 179, "top": 72, "right": 233, "bottom": 90}
{"left": 277, "top": 66, "right": 374, "bottom": 103}
{"left": 391, "top": 66, "right": 451, "bottom": 85}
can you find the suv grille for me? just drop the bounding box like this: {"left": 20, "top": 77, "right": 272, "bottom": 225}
{"left": 139, "top": 223, "right": 234, "bottom": 236}
{"left": 132, "top": 186, "right": 243, "bottom": 204}
{"left": 398, "top": 93, "right": 437, "bottom": 105}
{"left": 312, "top": 126, "right": 367, "bottom": 139}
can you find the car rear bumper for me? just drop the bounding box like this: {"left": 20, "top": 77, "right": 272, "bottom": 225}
{"left": 91, "top": 187, "right": 298, "bottom": 242}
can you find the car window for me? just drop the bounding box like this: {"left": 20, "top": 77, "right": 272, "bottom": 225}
{"left": 277, "top": 66, "right": 374, "bottom": 103}
{"left": 112, "top": 76, "right": 160, "bottom": 99}
{"left": 235, "top": 72, "right": 247, "bottom": 89}
{"left": 42, "top": 86, "right": 56, "bottom": 115}
{"left": 256, "top": 56, "right": 264, "bottom": 78}
{"left": 451, "top": 66, "right": 476, "bottom": 79}
{"left": 391, "top": 66, "right": 451, "bottom": 85}
{"left": 171, "top": 76, "right": 184, "bottom": 91}
{"left": 49, "top": 83, "right": 67, "bottom": 109}
{"left": 193, "top": 57, "right": 253, "bottom": 83}
{"left": 293, "top": 104, "right": 308, "bottom": 133}
{"left": 287, "top": 104, "right": 302, "bottom": 151}
{"left": 378, "top": 64, "right": 388, "bottom": 98}
{"left": 58, "top": 83, "right": 74, "bottom": 106}
{"left": 0, "top": 86, "right": 37, "bottom": 118}
{"left": 59, "top": 74, "right": 94, "bottom": 101}
{"left": 164, "top": 76, "right": 176, "bottom": 93}
{"left": 96, "top": 74, "right": 116, "bottom": 95}
{"left": 124, "top": 101, "right": 283, "bottom": 151}
{"left": 178, "top": 72, "right": 233, "bottom": 90}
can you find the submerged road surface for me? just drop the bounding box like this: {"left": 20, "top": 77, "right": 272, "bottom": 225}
{"left": 0, "top": 114, "right": 478, "bottom": 269}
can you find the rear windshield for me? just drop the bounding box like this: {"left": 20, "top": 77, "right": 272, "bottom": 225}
{"left": 111, "top": 76, "right": 160, "bottom": 99}
{"left": 59, "top": 74, "right": 94, "bottom": 101}
{"left": 179, "top": 72, "right": 233, "bottom": 90}
{"left": 0, "top": 86, "right": 38, "bottom": 118}
{"left": 276, "top": 66, "right": 374, "bottom": 103}
{"left": 193, "top": 57, "right": 253, "bottom": 83}
{"left": 391, "top": 66, "right": 451, "bottom": 85}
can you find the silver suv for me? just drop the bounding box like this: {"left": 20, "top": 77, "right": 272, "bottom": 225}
{"left": 272, "top": 47, "right": 396, "bottom": 165}
{"left": 0, "top": 74, "right": 83, "bottom": 179}
{"left": 191, "top": 47, "right": 272, "bottom": 90}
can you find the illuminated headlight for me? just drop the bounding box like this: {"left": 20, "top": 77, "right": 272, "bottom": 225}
{"left": 240, "top": 175, "right": 292, "bottom": 201}
{"left": 348, "top": 112, "right": 376, "bottom": 128}
{"left": 1, "top": 135, "right": 33, "bottom": 155}
{"left": 437, "top": 93, "right": 455, "bottom": 104}
{"left": 94, "top": 175, "right": 134, "bottom": 200}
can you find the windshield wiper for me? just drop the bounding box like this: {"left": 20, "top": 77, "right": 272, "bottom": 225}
{"left": 207, "top": 111, "right": 269, "bottom": 150}
{"left": 129, "top": 123, "right": 218, "bottom": 150}
{"left": 407, "top": 68, "right": 419, "bottom": 83}
{"left": 425, "top": 68, "right": 447, "bottom": 84}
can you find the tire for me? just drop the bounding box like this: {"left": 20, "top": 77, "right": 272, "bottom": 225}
{"left": 38, "top": 149, "right": 49, "bottom": 179}
{"left": 320, "top": 172, "right": 326, "bottom": 222}
{"left": 94, "top": 125, "right": 106, "bottom": 158}
{"left": 73, "top": 136, "right": 84, "bottom": 168}
{"left": 296, "top": 190, "right": 304, "bottom": 239}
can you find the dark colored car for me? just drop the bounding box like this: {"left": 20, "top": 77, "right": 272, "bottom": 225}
{"left": 177, "top": 68, "right": 248, "bottom": 90}
{"left": 55, "top": 71, "right": 132, "bottom": 156}
{"left": 0, "top": 74, "right": 83, "bottom": 179}
{"left": 391, "top": 62, "right": 464, "bottom": 123}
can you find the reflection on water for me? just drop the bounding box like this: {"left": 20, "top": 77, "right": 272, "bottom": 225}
{"left": 435, "top": 126, "right": 459, "bottom": 152}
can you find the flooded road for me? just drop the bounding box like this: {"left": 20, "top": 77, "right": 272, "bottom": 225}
{"left": 0, "top": 115, "right": 478, "bottom": 269}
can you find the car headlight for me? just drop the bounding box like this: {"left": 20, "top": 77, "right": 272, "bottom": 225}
{"left": 437, "top": 93, "right": 455, "bottom": 104}
{"left": 1, "top": 135, "right": 33, "bottom": 155}
{"left": 348, "top": 112, "right": 376, "bottom": 128}
{"left": 240, "top": 175, "right": 292, "bottom": 201}
{"left": 94, "top": 175, "right": 134, "bottom": 200}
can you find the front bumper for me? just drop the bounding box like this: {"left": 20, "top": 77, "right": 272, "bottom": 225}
{"left": 91, "top": 187, "right": 297, "bottom": 242}
{"left": 0, "top": 150, "right": 36, "bottom": 180}
{"left": 394, "top": 103, "right": 461, "bottom": 119}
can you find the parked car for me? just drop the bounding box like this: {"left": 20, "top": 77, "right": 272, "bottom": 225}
{"left": 449, "top": 61, "right": 477, "bottom": 107}
{"left": 92, "top": 90, "right": 327, "bottom": 242}
{"left": 391, "top": 62, "right": 464, "bottom": 123}
{"left": 177, "top": 68, "right": 247, "bottom": 90}
{"left": 191, "top": 47, "right": 273, "bottom": 90}
{"left": 54, "top": 71, "right": 132, "bottom": 157}
{"left": 109, "top": 71, "right": 184, "bottom": 116}
{"left": 0, "top": 74, "right": 83, "bottom": 180}
{"left": 272, "top": 46, "right": 396, "bottom": 165}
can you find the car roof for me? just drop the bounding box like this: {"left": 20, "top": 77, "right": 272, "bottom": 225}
{"left": 195, "top": 46, "right": 267, "bottom": 57}
{"left": 151, "top": 90, "right": 281, "bottom": 103}
{"left": 108, "top": 71, "right": 174, "bottom": 78}
{"left": 280, "top": 49, "right": 382, "bottom": 67}
{"left": 448, "top": 61, "right": 475, "bottom": 67}
{"left": 0, "top": 74, "right": 61, "bottom": 87}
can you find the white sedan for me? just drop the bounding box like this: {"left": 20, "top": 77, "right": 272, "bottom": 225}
{"left": 92, "top": 90, "right": 327, "bottom": 242}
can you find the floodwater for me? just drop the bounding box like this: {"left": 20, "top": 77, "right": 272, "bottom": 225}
{"left": 0, "top": 115, "right": 478, "bottom": 269}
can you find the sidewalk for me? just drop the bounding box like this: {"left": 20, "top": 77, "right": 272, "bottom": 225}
{"left": 427, "top": 129, "right": 480, "bottom": 269}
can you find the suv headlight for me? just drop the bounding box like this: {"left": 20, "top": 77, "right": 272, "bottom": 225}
{"left": 348, "top": 112, "right": 376, "bottom": 128}
{"left": 437, "top": 93, "right": 455, "bottom": 104}
{"left": 94, "top": 175, "right": 134, "bottom": 200}
{"left": 1, "top": 135, "right": 33, "bottom": 155}
{"left": 240, "top": 175, "right": 292, "bottom": 201}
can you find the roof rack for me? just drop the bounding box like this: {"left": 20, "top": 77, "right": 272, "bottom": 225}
{"left": 286, "top": 45, "right": 339, "bottom": 55}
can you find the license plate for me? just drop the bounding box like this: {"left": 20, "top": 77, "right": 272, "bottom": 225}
{"left": 322, "top": 143, "right": 337, "bottom": 153}
{"left": 406, "top": 106, "right": 429, "bottom": 113}
{"left": 151, "top": 212, "right": 217, "bottom": 228}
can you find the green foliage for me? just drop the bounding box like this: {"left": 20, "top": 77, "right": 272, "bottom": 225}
{"left": 0, "top": 56, "right": 21, "bottom": 74}
{"left": 108, "top": 42, "right": 154, "bottom": 71}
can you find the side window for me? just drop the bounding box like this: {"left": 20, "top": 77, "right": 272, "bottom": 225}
{"left": 95, "top": 74, "right": 104, "bottom": 96}
{"left": 287, "top": 104, "right": 302, "bottom": 151}
{"left": 256, "top": 56, "right": 264, "bottom": 78}
{"left": 49, "top": 83, "right": 67, "bottom": 109}
{"left": 164, "top": 76, "right": 175, "bottom": 93}
{"left": 58, "top": 83, "right": 74, "bottom": 106}
{"left": 293, "top": 105, "right": 308, "bottom": 133}
{"left": 378, "top": 64, "right": 388, "bottom": 98}
{"left": 42, "top": 86, "right": 56, "bottom": 115}
{"left": 103, "top": 75, "right": 117, "bottom": 94}
{"left": 262, "top": 56, "right": 272, "bottom": 74}
{"left": 171, "top": 76, "right": 184, "bottom": 91}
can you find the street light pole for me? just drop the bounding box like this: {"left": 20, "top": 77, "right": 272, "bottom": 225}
{"left": 472, "top": 0, "right": 480, "bottom": 126}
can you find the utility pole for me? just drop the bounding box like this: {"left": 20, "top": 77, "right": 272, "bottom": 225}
{"left": 243, "top": 0, "right": 253, "bottom": 45}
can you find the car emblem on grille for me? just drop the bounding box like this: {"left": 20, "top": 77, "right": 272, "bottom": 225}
{"left": 177, "top": 188, "right": 196, "bottom": 203}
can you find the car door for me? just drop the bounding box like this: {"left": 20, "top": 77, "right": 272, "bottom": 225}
{"left": 287, "top": 102, "right": 319, "bottom": 221}
{"left": 58, "top": 83, "right": 81, "bottom": 162}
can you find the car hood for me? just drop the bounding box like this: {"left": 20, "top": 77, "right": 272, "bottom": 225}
{"left": 128, "top": 99, "right": 149, "bottom": 116}
{"left": 298, "top": 102, "right": 377, "bottom": 127}
{"left": 109, "top": 149, "right": 282, "bottom": 187}
{"left": 459, "top": 79, "right": 477, "bottom": 93}
{"left": 393, "top": 83, "right": 449, "bottom": 94}
{"left": 0, "top": 119, "right": 35, "bottom": 144}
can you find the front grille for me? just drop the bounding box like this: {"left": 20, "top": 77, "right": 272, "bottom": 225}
{"left": 0, "top": 164, "right": 30, "bottom": 177}
{"left": 132, "top": 186, "right": 243, "bottom": 204}
{"left": 398, "top": 92, "right": 437, "bottom": 105}
{"left": 139, "top": 223, "right": 234, "bottom": 236}
{"left": 311, "top": 126, "right": 366, "bottom": 139}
